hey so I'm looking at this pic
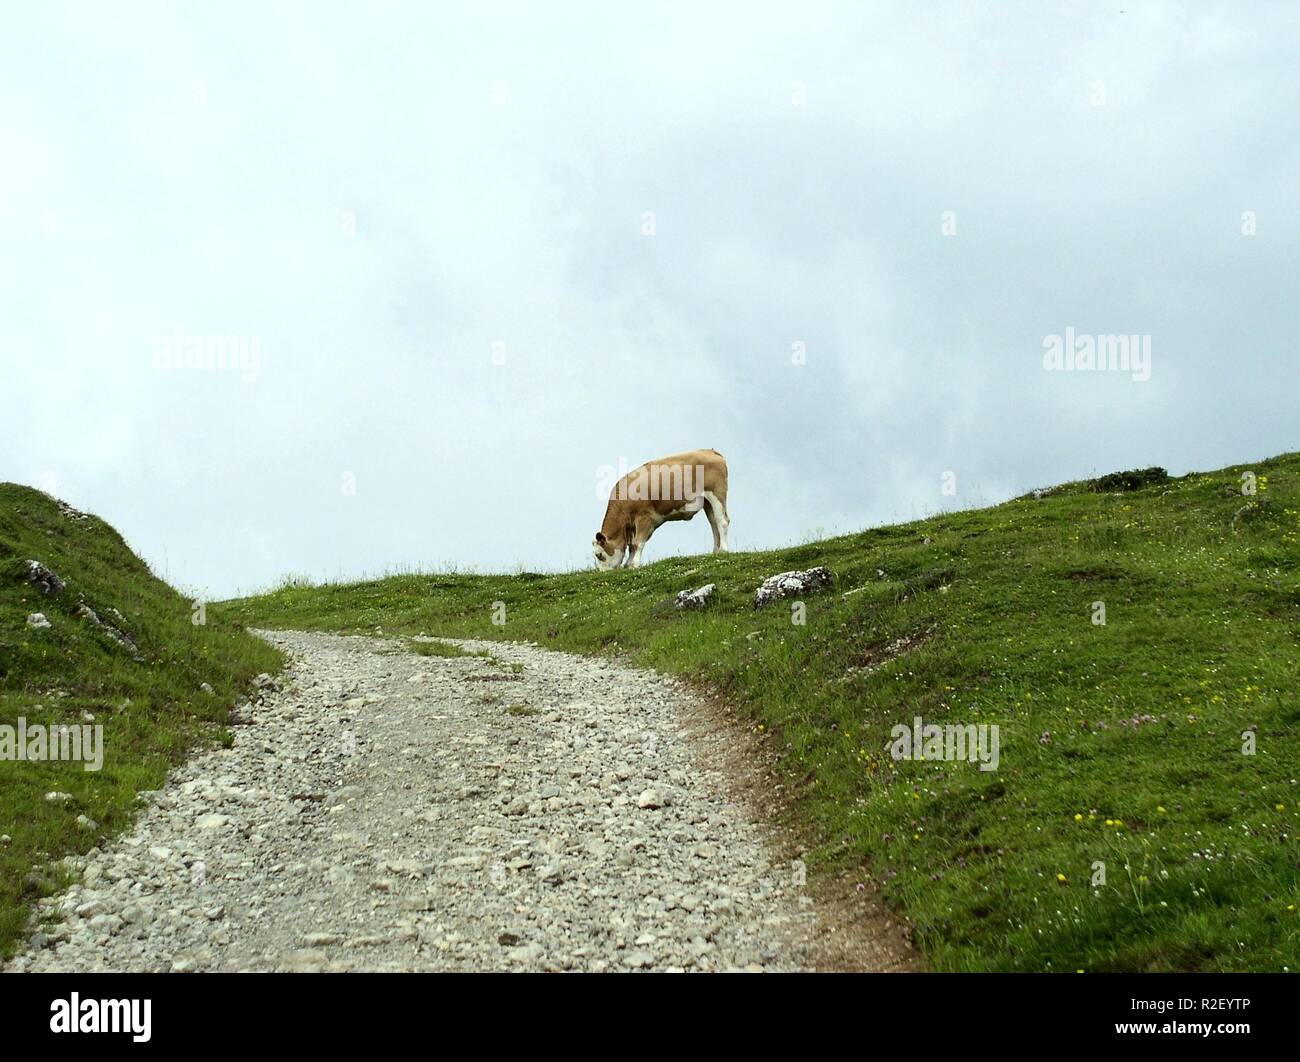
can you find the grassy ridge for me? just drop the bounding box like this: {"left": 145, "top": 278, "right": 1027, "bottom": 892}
{"left": 0, "top": 485, "right": 281, "bottom": 958}
{"left": 218, "top": 453, "right": 1300, "bottom": 971}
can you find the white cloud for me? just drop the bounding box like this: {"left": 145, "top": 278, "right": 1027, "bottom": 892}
{"left": 1, "top": 1, "right": 1296, "bottom": 596}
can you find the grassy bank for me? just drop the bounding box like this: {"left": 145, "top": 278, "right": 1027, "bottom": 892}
{"left": 0, "top": 485, "right": 281, "bottom": 958}
{"left": 218, "top": 453, "right": 1300, "bottom": 971}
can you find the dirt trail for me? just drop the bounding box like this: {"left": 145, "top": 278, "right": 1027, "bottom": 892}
{"left": 6, "top": 630, "right": 904, "bottom": 972}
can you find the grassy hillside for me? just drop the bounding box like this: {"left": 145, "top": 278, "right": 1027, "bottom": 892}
{"left": 218, "top": 453, "right": 1300, "bottom": 972}
{"left": 0, "top": 485, "right": 281, "bottom": 958}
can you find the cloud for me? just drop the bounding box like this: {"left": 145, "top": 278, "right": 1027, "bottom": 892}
{"left": 1, "top": 1, "right": 1296, "bottom": 596}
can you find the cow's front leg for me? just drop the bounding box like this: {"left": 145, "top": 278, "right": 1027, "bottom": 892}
{"left": 628, "top": 515, "right": 656, "bottom": 568}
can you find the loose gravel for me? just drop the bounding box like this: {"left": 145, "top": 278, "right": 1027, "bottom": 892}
{"left": 6, "top": 630, "right": 819, "bottom": 972}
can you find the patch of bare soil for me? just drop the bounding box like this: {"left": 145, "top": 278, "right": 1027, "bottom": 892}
{"left": 679, "top": 687, "right": 918, "bottom": 972}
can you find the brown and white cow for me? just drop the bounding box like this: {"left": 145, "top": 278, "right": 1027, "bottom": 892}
{"left": 592, "top": 449, "right": 729, "bottom": 569}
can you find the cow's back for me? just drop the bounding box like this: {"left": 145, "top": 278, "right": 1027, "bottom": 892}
{"left": 612, "top": 449, "right": 726, "bottom": 519}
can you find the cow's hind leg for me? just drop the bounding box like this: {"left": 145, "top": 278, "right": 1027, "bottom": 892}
{"left": 703, "top": 491, "right": 729, "bottom": 552}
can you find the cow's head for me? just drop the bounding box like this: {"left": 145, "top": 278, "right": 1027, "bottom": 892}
{"left": 592, "top": 531, "right": 625, "bottom": 570}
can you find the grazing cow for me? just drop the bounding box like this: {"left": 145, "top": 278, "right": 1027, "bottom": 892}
{"left": 592, "top": 449, "right": 729, "bottom": 569}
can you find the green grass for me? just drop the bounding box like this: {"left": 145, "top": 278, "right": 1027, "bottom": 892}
{"left": 405, "top": 640, "right": 521, "bottom": 674}
{"left": 0, "top": 484, "right": 282, "bottom": 958}
{"left": 408, "top": 639, "right": 481, "bottom": 658}
{"left": 217, "top": 454, "right": 1300, "bottom": 971}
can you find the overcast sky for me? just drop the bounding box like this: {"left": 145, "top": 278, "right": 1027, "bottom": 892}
{"left": 2, "top": 1, "right": 1297, "bottom": 600}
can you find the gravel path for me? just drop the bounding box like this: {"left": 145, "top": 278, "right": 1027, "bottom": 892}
{"left": 7, "top": 630, "right": 819, "bottom": 972}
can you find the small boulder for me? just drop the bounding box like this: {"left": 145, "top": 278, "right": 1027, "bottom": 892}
{"left": 27, "top": 613, "right": 52, "bottom": 629}
{"left": 56, "top": 500, "right": 90, "bottom": 521}
{"left": 25, "top": 560, "right": 66, "bottom": 596}
{"left": 622, "top": 949, "right": 656, "bottom": 969}
{"left": 73, "top": 602, "right": 138, "bottom": 652}
{"left": 674, "top": 583, "right": 716, "bottom": 610}
{"left": 753, "top": 566, "right": 833, "bottom": 609}
{"left": 637, "top": 788, "right": 665, "bottom": 809}
{"left": 74, "top": 603, "right": 101, "bottom": 625}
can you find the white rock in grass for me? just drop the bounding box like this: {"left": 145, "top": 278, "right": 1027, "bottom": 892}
{"left": 753, "top": 567, "right": 833, "bottom": 609}
{"left": 27, "top": 613, "right": 52, "bottom": 629}
{"left": 25, "top": 560, "right": 66, "bottom": 595}
{"left": 674, "top": 584, "right": 716, "bottom": 610}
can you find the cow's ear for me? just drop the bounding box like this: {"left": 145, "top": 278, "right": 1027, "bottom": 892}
{"left": 595, "top": 532, "right": 607, "bottom": 545}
